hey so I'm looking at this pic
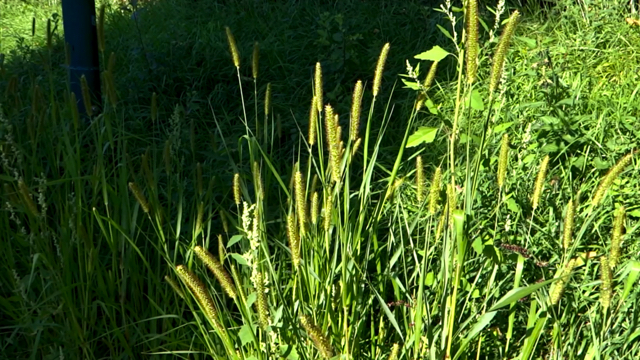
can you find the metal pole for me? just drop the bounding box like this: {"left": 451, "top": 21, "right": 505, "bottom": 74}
{"left": 61, "top": 0, "right": 101, "bottom": 116}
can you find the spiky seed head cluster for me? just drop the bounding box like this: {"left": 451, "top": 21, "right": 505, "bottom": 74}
{"left": 416, "top": 61, "right": 440, "bottom": 111}
{"left": 103, "top": 70, "right": 117, "bottom": 107}
{"left": 254, "top": 271, "right": 270, "bottom": 329}
{"left": 562, "top": 199, "right": 575, "bottom": 250}
{"left": 194, "top": 246, "right": 237, "bottom": 299}
{"left": 489, "top": 10, "right": 520, "bottom": 97}
{"left": 252, "top": 42, "right": 259, "bottom": 79}
{"left": 287, "top": 212, "right": 300, "bottom": 269}
{"left": 373, "top": 43, "right": 391, "bottom": 97}
{"left": 600, "top": 256, "right": 613, "bottom": 311}
{"left": 387, "top": 343, "right": 400, "bottom": 360}
{"left": 497, "top": 133, "right": 509, "bottom": 189}
{"left": 225, "top": 26, "right": 240, "bottom": 68}
{"left": 609, "top": 206, "right": 625, "bottom": 269}
{"left": 592, "top": 151, "right": 634, "bottom": 207}
{"left": 264, "top": 83, "right": 272, "bottom": 118}
{"left": 175, "top": 265, "right": 225, "bottom": 333}
{"left": 128, "top": 182, "right": 150, "bottom": 213}
{"left": 233, "top": 173, "right": 241, "bottom": 206}
{"left": 252, "top": 161, "right": 264, "bottom": 201}
{"left": 315, "top": 63, "right": 323, "bottom": 112}
{"left": 294, "top": 169, "right": 308, "bottom": 236}
{"left": 549, "top": 258, "right": 577, "bottom": 306}
{"left": 308, "top": 96, "right": 318, "bottom": 146}
{"left": 429, "top": 167, "right": 442, "bottom": 215}
{"left": 220, "top": 210, "right": 229, "bottom": 234}
{"left": 416, "top": 156, "right": 425, "bottom": 202}
{"left": 465, "top": 0, "right": 479, "bottom": 84}
{"left": 531, "top": 155, "right": 550, "bottom": 210}
{"left": 311, "top": 191, "right": 319, "bottom": 225}
{"left": 323, "top": 192, "right": 333, "bottom": 232}
{"left": 218, "top": 234, "right": 226, "bottom": 263}
{"left": 350, "top": 80, "right": 363, "bottom": 141}
{"left": 300, "top": 314, "right": 333, "bottom": 359}
{"left": 195, "top": 202, "right": 204, "bottom": 235}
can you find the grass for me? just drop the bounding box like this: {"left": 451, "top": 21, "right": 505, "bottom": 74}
{"left": 1, "top": 0, "right": 640, "bottom": 359}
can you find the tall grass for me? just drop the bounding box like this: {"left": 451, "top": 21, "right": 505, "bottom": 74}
{"left": 1, "top": 0, "right": 640, "bottom": 359}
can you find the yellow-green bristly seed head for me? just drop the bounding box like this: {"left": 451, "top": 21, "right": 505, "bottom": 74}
{"left": 373, "top": 43, "right": 391, "bottom": 97}
{"left": 311, "top": 191, "right": 319, "bottom": 225}
{"left": 531, "top": 155, "right": 549, "bottom": 211}
{"left": 294, "top": 169, "right": 307, "bottom": 236}
{"left": 128, "top": 182, "right": 150, "bottom": 213}
{"left": 300, "top": 314, "right": 333, "bottom": 359}
{"left": 175, "top": 265, "right": 225, "bottom": 333}
{"left": 233, "top": 173, "right": 241, "bottom": 206}
{"left": 315, "top": 62, "right": 323, "bottom": 112}
{"left": 308, "top": 95, "right": 317, "bottom": 146}
{"left": 324, "top": 104, "right": 340, "bottom": 183}
{"left": 591, "top": 151, "right": 634, "bottom": 207}
{"left": 497, "top": 133, "right": 509, "bottom": 189}
{"left": 562, "top": 199, "right": 575, "bottom": 251}
{"left": 350, "top": 80, "right": 363, "bottom": 141}
{"left": 600, "top": 256, "right": 613, "bottom": 311}
{"left": 264, "top": 82, "right": 271, "bottom": 118}
{"left": 429, "top": 167, "right": 442, "bottom": 215}
{"left": 465, "top": 0, "right": 479, "bottom": 84}
{"left": 218, "top": 234, "right": 226, "bottom": 264}
{"left": 416, "top": 61, "right": 439, "bottom": 111}
{"left": 252, "top": 42, "right": 259, "bottom": 80}
{"left": 549, "top": 258, "right": 577, "bottom": 306}
{"left": 610, "top": 206, "right": 625, "bottom": 269}
{"left": 18, "top": 180, "right": 39, "bottom": 217}
{"left": 323, "top": 192, "right": 333, "bottom": 233}
{"left": 254, "top": 271, "right": 270, "bottom": 329}
{"left": 165, "top": 276, "right": 185, "bottom": 299}
{"left": 225, "top": 26, "right": 240, "bottom": 68}
{"left": 387, "top": 343, "right": 400, "bottom": 360}
{"left": 489, "top": 10, "right": 520, "bottom": 97}
{"left": 416, "top": 156, "right": 425, "bottom": 203}
{"left": 287, "top": 212, "right": 300, "bottom": 269}
{"left": 194, "top": 246, "right": 237, "bottom": 299}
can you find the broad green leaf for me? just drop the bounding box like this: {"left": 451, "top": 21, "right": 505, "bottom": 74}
{"left": 516, "top": 36, "right": 537, "bottom": 49}
{"left": 239, "top": 324, "right": 255, "bottom": 346}
{"left": 247, "top": 292, "right": 257, "bottom": 308}
{"left": 414, "top": 46, "right": 450, "bottom": 62}
{"left": 493, "top": 122, "right": 513, "bottom": 133}
{"left": 401, "top": 79, "right": 420, "bottom": 90}
{"left": 230, "top": 253, "right": 248, "bottom": 266}
{"left": 227, "top": 234, "right": 243, "bottom": 248}
{"left": 467, "top": 89, "right": 484, "bottom": 111}
{"left": 621, "top": 260, "right": 640, "bottom": 301}
{"left": 425, "top": 99, "right": 438, "bottom": 114}
{"left": 406, "top": 127, "right": 438, "bottom": 148}
{"left": 489, "top": 278, "right": 556, "bottom": 311}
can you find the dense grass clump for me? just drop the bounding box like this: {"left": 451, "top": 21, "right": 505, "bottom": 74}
{"left": 1, "top": 0, "right": 640, "bottom": 359}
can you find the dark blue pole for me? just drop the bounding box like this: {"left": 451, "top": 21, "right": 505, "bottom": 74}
{"left": 61, "top": 0, "right": 101, "bottom": 115}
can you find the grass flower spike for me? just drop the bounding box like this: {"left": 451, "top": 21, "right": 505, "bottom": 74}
{"left": 225, "top": 26, "right": 240, "bottom": 68}
{"left": 194, "top": 246, "right": 237, "bottom": 299}
{"left": 562, "top": 199, "right": 575, "bottom": 250}
{"left": 489, "top": 10, "right": 520, "bottom": 97}
{"left": 294, "top": 168, "right": 308, "bottom": 236}
{"left": 233, "top": 173, "right": 241, "bottom": 206}
{"left": 592, "top": 151, "right": 634, "bottom": 207}
{"left": 300, "top": 314, "right": 333, "bottom": 359}
{"left": 128, "top": 182, "right": 150, "bottom": 213}
{"left": 176, "top": 265, "right": 225, "bottom": 333}
{"left": 315, "top": 62, "right": 323, "bottom": 112}
{"left": 549, "top": 258, "right": 577, "bottom": 306}
{"left": 308, "top": 95, "right": 317, "bottom": 146}
{"left": 531, "top": 155, "right": 549, "bottom": 211}
{"left": 252, "top": 42, "right": 259, "bottom": 79}
{"left": 465, "top": 0, "right": 479, "bottom": 84}
{"left": 287, "top": 212, "right": 300, "bottom": 269}
{"left": 416, "top": 156, "right": 425, "bottom": 202}
{"left": 373, "top": 43, "right": 390, "bottom": 97}
{"left": 600, "top": 256, "right": 613, "bottom": 311}
{"left": 350, "top": 80, "right": 363, "bottom": 141}
{"left": 609, "top": 206, "right": 625, "bottom": 269}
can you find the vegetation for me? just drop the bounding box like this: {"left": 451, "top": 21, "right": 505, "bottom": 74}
{"left": 1, "top": 0, "right": 640, "bottom": 359}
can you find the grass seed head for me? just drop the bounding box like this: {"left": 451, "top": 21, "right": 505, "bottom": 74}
{"left": 497, "top": 133, "right": 509, "bottom": 189}
{"left": 416, "top": 156, "right": 425, "bottom": 203}
{"left": 252, "top": 42, "right": 259, "bottom": 79}
{"left": 446, "top": 182, "right": 456, "bottom": 225}
{"left": 373, "top": 43, "right": 391, "bottom": 97}
{"left": 287, "top": 212, "right": 300, "bottom": 269}
{"left": 592, "top": 151, "right": 634, "bottom": 207}
{"left": 18, "top": 179, "right": 39, "bottom": 217}
{"left": 549, "top": 258, "right": 577, "bottom": 306}
{"left": 308, "top": 95, "right": 317, "bottom": 146}
{"left": 311, "top": 191, "right": 319, "bottom": 225}
{"left": 562, "top": 199, "right": 575, "bottom": 250}
{"left": 350, "top": 80, "right": 363, "bottom": 141}
{"left": 300, "top": 314, "right": 334, "bottom": 359}
{"left": 489, "top": 10, "right": 520, "bottom": 97}
{"left": 294, "top": 169, "right": 307, "bottom": 236}
{"left": 315, "top": 62, "right": 323, "bottom": 112}
{"left": 610, "top": 206, "right": 625, "bottom": 269}
{"left": 264, "top": 82, "right": 271, "bottom": 118}
{"left": 387, "top": 343, "right": 400, "bottom": 360}
{"left": 175, "top": 265, "right": 225, "bottom": 333}
{"left": 323, "top": 192, "right": 333, "bottom": 233}
{"left": 531, "top": 155, "right": 549, "bottom": 211}
{"left": 165, "top": 275, "right": 185, "bottom": 299}
{"left": 128, "top": 182, "right": 150, "bottom": 213}
{"left": 233, "top": 173, "right": 241, "bottom": 206}
{"left": 600, "top": 256, "right": 613, "bottom": 311}
{"left": 465, "top": 0, "right": 479, "bottom": 84}
{"left": 254, "top": 271, "right": 270, "bottom": 329}
{"left": 194, "top": 246, "right": 237, "bottom": 299}
{"left": 225, "top": 26, "right": 241, "bottom": 68}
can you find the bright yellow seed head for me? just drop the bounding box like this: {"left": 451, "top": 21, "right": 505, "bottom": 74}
{"left": 465, "top": 0, "right": 479, "bottom": 84}
{"left": 350, "top": 80, "right": 363, "bottom": 141}
{"left": 373, "top": 43, "right": 391, "bottom": 97}
{"left": 315, "top": 62, "right": 323, "bottom": 112}
{"left": 252, "top": 42, "right": 259, "bottom": 79}
{"left": 225, "top": 26, "right": 241, "bottom": 68}
{"left": 532, "top": 155, "right": 550, "bottom": 210}
{"left": 233, "top": 173, "right": 241, "bottom": 206}
{"left": 489, "top": 10, "right": 520, "bottom": 97}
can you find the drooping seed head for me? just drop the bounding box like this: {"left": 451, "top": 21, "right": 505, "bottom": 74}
{"left": 549, "top": 258, "right": 577, "bottom": 306}
{"left": 194, "top": 246, "right": 237, "bottom": 299}
{"left": 128, "top": 182, "right": 150, "bottom": 213}
{"left": 489, "top": 10, "right": 520, "bottom": 97}
{"left": 531, "top": 155, "right": 550, "bottom": 211}
{"left": 609, "top": 206, "right": 625, "bottom": 269}
{"left": 562, "top": 199, "right": 575, "bottom": 251}
{"left": 300, "top": 314, "right": 334, "bottom": 359}
{"left": 592, "top": 152, "right": 634, "bottom": 207}
{"left": 165, "top": 275, "right": 185, "bottom": 299}
{"left": 373, "top": 43, "right": 391, "bottom": 97}
{"left": 225, "top": 27, "right": 241, "bottom": 68}
{"left": 175, "top": 265, "right": 225, "bottom": 333}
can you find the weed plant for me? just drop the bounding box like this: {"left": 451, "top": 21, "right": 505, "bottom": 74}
{"left": 1, "top": 0, "right": 640, "bottom": 359}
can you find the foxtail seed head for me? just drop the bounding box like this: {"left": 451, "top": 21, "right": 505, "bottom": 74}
{"left": 610, "top": 206, "right": 625, "bottom": 269}
{"left": 128, "top": 182, "right": 150, "bottom": 213}
{"left": 465, "top": 0, "right": 479, "bottom": 84}
{"left": 350, "top": 80, "right": 363, "bottom": 141}
{"left": 300, "top": 314, "right": 334, "bottom": 359}
{"left": 218, "top": 234, "right": 226, "bottom": 264}
{"left": 324, "top": 105, "right": 341, "bottom": 183}
{"left": 165, "top": 275, "right": 185, "bottom": 299}
{"left": 373, "top": 43, "right": 391, "bottom": 97}
{"left": 416, "top": 156, "right": 425, "bottom": 202}
{"left": 233, "top": 173, "right": 241, "bottom": 206}
{"left": 287, "top": 212, "right": 300, "bottom": 269}
{"left": 264, "top": 83, "right": 272, "bottom": 118}
{"left": 311, "top": 191, "right": 319, "bottom": 225}
{"left": 489, "top": 10, "right": 520, "bottom": 97}
{"left": 446, "top": 183, "right": 456, "bottom": 225}
{"left": 428, "top": 167, "right": 442, "bottom": 215}
{"left": 323, "top": 192, "right": 333, "bottom": 232}
{"left": 225, "top": 27, "right": 240, "bottom": 68}
{"left": 600, "top": 256, "right": 613, "bottom": 311}
{"left": 194, "top": 246, "right": 237, "bottom": 299}
{"left": 254, "top": 271, "right": 270, "bottom": 329}
{"left": 387, "top": 343, "right": 400, "bottom": 360}
{"left": 175, "top": 265, "right": 225, "bottom": 333}
{"left": 592, "top": 152, "right": 634, "bottom": 207}
{"left": 562, "top": 199, "right": 575, "bottom": 250}
{"left": 252, "top": 42, "right": 259, "bottom": 79}
{"left": 294, "top": 169, "right": 307, "bottom": 236}
{"left": 308, "top": 95, "right": 317, "bottom": 146}
{"left": 549, "top": 258, "right": 577, "bottom": 306}
{"left": 531, "top": 155, "right": 549, "bottom": 211}
{"left": 315, "top": 63, "right": 323, "bottom": 112}
{"left": 18, "top": 180, "right": 39, "bottom": 217}
{"left": 195, "top": 202, "right": 204, "bottom": 235}
{"left": 497, "top": 133, "right": 509, "bottom": 189}
{"left": 424, "top": 60, "right": 439, "bottom": 90}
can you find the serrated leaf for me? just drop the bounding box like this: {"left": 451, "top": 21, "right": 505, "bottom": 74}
{"left": 406, "top": 127, "right": 438, "bottom": 148}
{"left": 230, "top": 253, "right": 248, "bottom": 266}
{"left": 227, "top": 234, "right": 243, "bottom": 248}
{"left": 414, "top": 46, "right": 450, "bottom": 62}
